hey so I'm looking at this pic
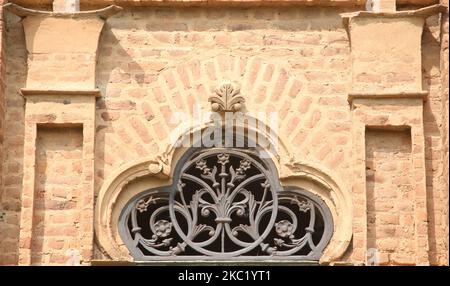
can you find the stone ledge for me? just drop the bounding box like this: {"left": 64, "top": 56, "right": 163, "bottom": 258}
{"left": 341, "top": 4, "right": 447, "bottom": 30}
{"left": 6, "top": 0, "right": 440, "bottom": 9}
{"left": 4, "top": 2, "right": 122, "bottom": 18}
{"left": 20, "top": 88, "right": 102, "bottom": 97}
{"left": 91, "top": 260, "right": 321, "bottom": 266}
{"left": 348, "top": 91, "right": 429, "bottom": 103}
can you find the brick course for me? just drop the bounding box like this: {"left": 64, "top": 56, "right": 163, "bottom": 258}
{"left": 0, "top": 2, "right": 448, "bottom": 265}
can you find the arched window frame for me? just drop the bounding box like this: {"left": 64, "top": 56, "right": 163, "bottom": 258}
{"left": 118, "top": 146, "right": 334, "bottom": 262}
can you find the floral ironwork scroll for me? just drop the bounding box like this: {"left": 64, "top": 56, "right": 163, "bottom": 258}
{"left": 119, "top": 148, "right": 333, "bottom": 261}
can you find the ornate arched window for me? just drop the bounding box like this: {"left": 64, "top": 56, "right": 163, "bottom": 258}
{"left": 118, "top": 147, "right": 333, "bottom": 261}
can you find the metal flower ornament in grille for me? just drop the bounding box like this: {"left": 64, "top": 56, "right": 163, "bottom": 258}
{"left": 154, "top": 220, "right": 172, "bottom": 237}
{"left": 275, "top": 220, "right": 294, "bottom": 238}
{"left": 271, "top": 194, "right": 318, "bottom": 254}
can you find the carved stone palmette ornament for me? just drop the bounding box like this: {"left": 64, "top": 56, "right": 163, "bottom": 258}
{"left": 119, "top": 148, "right": 334, "bottom": 261}
{"left": 209, "top": 81, "right": 245, "bottom": 112}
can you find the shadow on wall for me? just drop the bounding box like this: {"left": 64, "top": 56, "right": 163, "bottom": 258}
{"left": 421, "top": 14, "right": 444, "bottom": 265}
{"left": 0, "top": 12, "right": 27, "bottom": 265}
{"left": 94, "top": 21, "right": 145, "bottom": 218}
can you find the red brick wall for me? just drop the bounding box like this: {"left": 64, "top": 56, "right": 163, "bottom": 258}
{"left": 31, "top": 126, "right": 84, "bottom": 265}
{"left": 0, "top": 0, "right": 7, "bottom": 263}
{"left": 0, "top": 2, "right": 26, "bottom": 265}
{"left": 0, "top": 2, "right": 448, "bottom": 265}
{"left": 0, "top": 0, "right": 5, "bottom": 194}
{"left": 366, "top": 129, "right": 415, "bottom": 265}
{"left": 422, "top": 2, "right": 449, "bottom": 265}
{"left": 440, "top": 0, "right": 449, "bottom": 266}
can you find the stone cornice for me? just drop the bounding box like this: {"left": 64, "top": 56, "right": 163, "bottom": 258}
{"left": 4, "top": 2, "right": 122, "bottom": 18}
{"left": 6, "top": 0, "right": 440, "bottom": 9}
{"left": 341, "top": 4, "right": 447, "bottom": 30}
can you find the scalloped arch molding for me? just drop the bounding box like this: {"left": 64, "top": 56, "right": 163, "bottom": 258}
{"left": 94, "top": 54, "right": 353, "bottom": 263}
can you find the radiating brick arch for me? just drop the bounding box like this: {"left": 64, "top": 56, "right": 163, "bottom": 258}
{"left": 95, "top": 54, "right": 353, "bottom": 262}
{"left": 142, "top": 54, "right": 302, "bottom": 151}
{"left": 98, "top": 54, "right": 350, "bottom": 172}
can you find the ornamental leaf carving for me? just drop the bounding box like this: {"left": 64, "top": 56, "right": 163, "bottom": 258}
{"left": 209, "top": 81, "right": 245, "bottom": 112}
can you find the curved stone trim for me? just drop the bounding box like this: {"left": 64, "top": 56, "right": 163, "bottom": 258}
{"left": 282, "top": 161, "right": 353, "bottom": 263}
{"left": 94, "top": 158, "right": 169, "bottom": 260}
{"left": 3, "top": 3, "right": 122, "bottom": 19}
{"left": 163, "top": 117, "right": 295, "bottom": 177}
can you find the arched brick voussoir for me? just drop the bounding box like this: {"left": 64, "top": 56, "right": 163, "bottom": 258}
{"left": 142, "top": 54, "right": 306, "bottom": 161}
{"left": 95, "top": 53, "right": 308, "bottom": 186}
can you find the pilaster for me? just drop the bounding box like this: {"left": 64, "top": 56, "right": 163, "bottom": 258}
{"left": 4, "top": 2, "right": 121, "bottom": 265}
{"left": 342, "top": 4, "right": 446, "bottom": 265}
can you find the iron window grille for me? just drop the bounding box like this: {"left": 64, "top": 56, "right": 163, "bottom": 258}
{"left": 119, "top": 147, "right": 333, "bottom": 261}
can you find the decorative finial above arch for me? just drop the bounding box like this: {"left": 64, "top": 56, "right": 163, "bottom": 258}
{"left": 209, "top": 81, "right": 245, "bottom": 112}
